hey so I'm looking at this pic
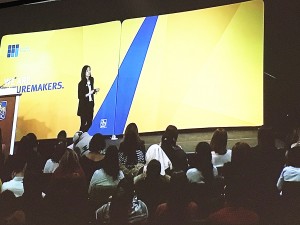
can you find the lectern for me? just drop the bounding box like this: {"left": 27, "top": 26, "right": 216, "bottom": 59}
{"left": 0, "top": 87, "right": 21, "bottom": 156}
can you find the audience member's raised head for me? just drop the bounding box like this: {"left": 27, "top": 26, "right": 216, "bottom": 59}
{"left": 89, "top": 133, "right": 106, "bottom": 152}
{"left": 210, "top": 128, "right": 228, "bottom": 154}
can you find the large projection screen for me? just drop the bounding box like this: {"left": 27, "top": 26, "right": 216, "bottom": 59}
{"left": 0, "top": 0, "right": 264, "bottom": 139}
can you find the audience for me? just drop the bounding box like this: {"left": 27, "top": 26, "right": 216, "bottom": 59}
{"left": 119, "top": 123, "right": 146, "bottom": 177}
{"left": 80, "top": 133, "right": 106, "bottom": 184}
{"left": 96, "top": 177, "right": 148, "bottom": 225}
{"left": 4, "top": 124, "right": 300, "bottom": 225}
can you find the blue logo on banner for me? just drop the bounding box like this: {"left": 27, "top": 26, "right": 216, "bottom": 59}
{"left": 7, "top": 44, "right": 19, "bottom": 58}
{"left": 0, "top": 101, "right": 7, "bottom": 120}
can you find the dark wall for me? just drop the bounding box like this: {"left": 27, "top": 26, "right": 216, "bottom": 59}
{"left": 0, "top": 0, "right": 299, "bottom": 134}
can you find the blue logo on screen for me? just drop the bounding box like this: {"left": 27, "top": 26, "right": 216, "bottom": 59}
{"left": 7, "top": 44, "right": 20, "bottom": 58}
{"left": 0, "top": 101, "right": 7, "bottom": 120}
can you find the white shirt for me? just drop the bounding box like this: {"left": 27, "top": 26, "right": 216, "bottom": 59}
{"left": 211, "top": 149, "right": 232, "bottom": 167}
{"left": 87, "top": 80, "right": 92, "bottom": 102}
{"left": 43, "top": 159, "right": 59, "bottom": 173}
{"left": 277, "top": 166, "right": 300, "bottom": 191}
{"left": 1, "top": 176, "right": 24, "bottom": 197}
{"left": 186, "top": 167, "right": 218, "bottom": 183}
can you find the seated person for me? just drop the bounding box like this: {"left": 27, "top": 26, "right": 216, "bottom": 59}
{"left": 1, "top": 156, "right": 26, "bottom": 197}
{"left": 160, "top": 125, "right": 188, "bottom": 172}
{"left": 69, "top": 131, "right": 92, "bottom": 156}
{"left": 43, "top": 141, "right": 66, "bottom": 173}
{"left": 96, "top": 177, "right": 148, "bottom": 225}
{"left": 210, "top": 128, "right": 232, "bottom": 168}
{"left": 80, "top": 133, "right": 106, "bottom": 184}
{"left": 208, "top": 184, "right": 259, "bottom": 225}
{"left": 137, "top": 144, "right": 172, "bottom": 179}
{"left": 119, "top": 123, "right": 145, "bottom": 177}
{"left": 135, "top": 159, "right": 170, "bottom": 219}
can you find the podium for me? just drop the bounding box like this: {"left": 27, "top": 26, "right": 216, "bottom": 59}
{"left": 0, "top": 87, "right": 21, "bottom": 156}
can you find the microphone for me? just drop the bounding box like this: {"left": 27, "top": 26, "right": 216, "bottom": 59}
{"left": 0, "top": 77, "right": 17, "bottom": 88}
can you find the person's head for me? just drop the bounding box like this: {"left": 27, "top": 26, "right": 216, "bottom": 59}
{"left": 257, "top": 126, "right": 275, "bottom": 148}
{"left": 57, "top": 130, "right": 67, "bottom": 145}
{"left": 210, "top": 128, "right": 228, "bottom": 154}
{"left": 51, "top": 142, "right": 67, "bottom": 163}
{"left": 73, "top": 131, "right": 83, "bottom": 146}
{"left": 124, "top": 123, "right": 139, "bottom": 139}
{"left": 81, "top": 65, "right": 91, "bottom": 80}
{"left": 26, "top": 133, "right": 38, "bottom": 151}
{"left": 286, "top": 146, "right": 300, "bottom": 168}
{"left": 11, "top": 155, "right": 26, "bottom": 176}
{"left": 103, "top": 145, "right": 120, "bottom": 180}
{"left": 55, "top": 149, "right": 82, "bottom": 175}
{"left": 161, "top": 133, "right": 176, "bottom": 148}
{"left": 164, "top": 125, "right": 178, "bottom": 142}
{"left": 194, "top": 142, "right": 214, "bottom": 182}
{"left": 146, "top": 159, "right": 161, "bottom": 178}
{"left": 231, "top": 142, "right": 251, "bottom": 165}
{"left": 89, "top": 133, "right": 106, "bottom": 153}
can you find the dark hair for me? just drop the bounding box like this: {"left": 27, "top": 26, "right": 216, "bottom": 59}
{"left": 89, "top": 133, "right": 106, "bottom": 152}
{"left": 231, "top": 142, "right": 251, "bottom": 166}
{"left": 103, "top": 145, "right": 120, "bottom": 180}
{"left": 26, "top": 133, "right": 38, "bottom": 149}
{"left": 210, "top": 128, "right": 228, "bottom": 154}
{"left": 165, "top": 125, "right": 178, "bottom": 142}
{"left": 161, "top": 133, "right": 177, "bottom": 161}
{"left": 81, "top": 65, "right": 90, "bottom": 80}
{"left": 257, "top": 126, "right": 275, "bottom": 149}
{"left": 146, "top": 159, "right": 161, "bottom": 178}
{"left": 55, "top": 149, "right": 83, "bottom": 176}
{"left": 166, "top": 171, "right": 190, "bottom": 224}
{"left": 287, "top": 146, "right": 300, "bottom": 168}
{"left": 194, "top": 142, "right": 214, "bottom": 183}
{"left": 120, "top": 123, "right": 144, "bottom": 165}
{"left": 51, "top": 142, "right": 67, "bottom": 163}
